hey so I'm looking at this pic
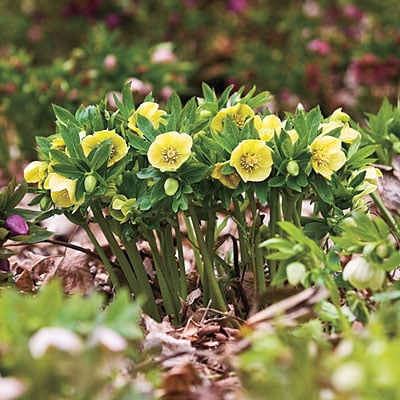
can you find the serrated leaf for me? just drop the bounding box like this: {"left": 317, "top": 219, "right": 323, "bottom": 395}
{"left": 52, "top": 104, "right": 81, "bottom": 130}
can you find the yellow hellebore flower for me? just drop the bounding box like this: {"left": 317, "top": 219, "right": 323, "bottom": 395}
{"left": 24, "top": 161, "right": 48, "bottom": 184}
{"left": 50, "top": 137, "right": 66, "bottom": 151}
{"left": 254, "top": 114, "right": 282, "bottom": 141}
{"left": 211, "top": 103, "right": 254, "bottom": 132}
{"left": 320, "top": 120, "right": 360, "bottom": 144}
{"left": 310, "top": 135, "right": 346, "bottom": 180}
{"left": 43, "top": 173, "right": 77, "bottom": 208}
{"left": 147, "top": 131, "right": 192, "bottom": 172}
{"left": 329, "top": 108, "right": 350, "bottom": 123}
{"left": 230, "top": 139, "right": 273, "bottom": 182}
{"left": 81, "top": 130, "right": 128, "bottom": 167}
{"left": 211, "top": 162, "right": 241, "bottom": 189}
{"left": 127, "top": 102, "right": 167, "bottom": 137}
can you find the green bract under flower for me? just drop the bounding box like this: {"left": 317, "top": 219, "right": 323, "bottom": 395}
{"left": 81, "top": 130, "right": 128, "bottom": 167}
{"left": 230, "top": 139, "right": 273, "bottom": 182}
{"left": 147, "top": 131, "right": 192, "bottom": 172}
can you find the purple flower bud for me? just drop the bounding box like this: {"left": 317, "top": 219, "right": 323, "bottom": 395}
{"left": 0, "top": 259, "right": 10, "bottom": 272}
{"left": 5, "top": 215, "right": 29, "bottom": 236}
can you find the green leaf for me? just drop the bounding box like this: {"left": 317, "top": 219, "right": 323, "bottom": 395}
{"left": 7, "top": 180, "right": 27, "bottom": 210}
{"left": 381, "top": 252, "right": 400, "bottom": 271}
{"left": 311, "top": 174, "right": 334, "bottom": 205}
{"left": 52, "top": 104, "right": 81, "bottom": 130}
{"left": 88, "top": 139, "right": 111, "bottom": 170}
{"left": 51, "top": 164, "right": 84, "bottom": 179}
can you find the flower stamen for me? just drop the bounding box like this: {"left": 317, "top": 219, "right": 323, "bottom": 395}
{"left": 240, "top": 153, "right": 260, "bottom": 172}
{"left": 162, "top": 147, "right": 180, "bottom": 164}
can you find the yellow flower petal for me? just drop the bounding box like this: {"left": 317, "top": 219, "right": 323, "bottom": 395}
{"left": 340, "top": 125, "right": 360, "bottom": 144}
{"left": 329, "top": 108, "right": 350, "bottom": 123}
{"left": 24, "top": 161, "right": 48, "bottom": 183}
{"left": 310, "top": 135, "right": 346, "bottom": 180}
{"left": 148, "top": 131, "right": 192, "bottom": 172}
{"left": 230, "top": 139, "right": 273, "bottom": 182}
{"left": 81, "top": 130, "right": 128, "bottom": 167}
{"left": 211, "top": 104, "right": 254, "bottom": 132}
{"left": 254, "top": 114, "right": 282, "bottom": 141}
{"left": 43, "top": 173, "right": 77, "bottom": 208}
{"left": 211, "top": 162, "right": 241, "bottom": 189}
{"left": 128, "top": 102, "right": 167, "bottom": 137}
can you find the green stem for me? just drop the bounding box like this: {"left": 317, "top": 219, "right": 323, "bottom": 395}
{"left": 142, "top": 228, "right": 180, "bottom": 320}
{"left": 187, "top": 204, "right": 227, "bottom": 311}
{"left": 247, "top": 187, "right": 266, "bottom": 295}
{"left": 267, "top": 188, "right": 281, "bottom": 280}
{"left": 183, "top": 213, "right": 208, "bottom": 302}
{"left": 370, "top": 191, "right": 400, "bottom": 240}
{"left": 120, "top": 236, "right": 160, "bottom": 321}
{"left": 232, "top": 197, "right": 250, "bottom": 271}
{"left": 174, "top": 215, "right": 187, "bottom": 299}
{"left": 81, "top": 222, "right": 120, "bottom": 288}
{"left": 90, "top": 204, "right": 140, "bottom": 296}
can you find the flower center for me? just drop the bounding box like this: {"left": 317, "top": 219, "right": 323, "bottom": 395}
{"left": 161, "top": 147, "right": 180, "bottom": 164}
{"left": 233, "top": 113, "right": 246, "bottom": 128}
{"left": 312, "top": 148, "right": 329, "bottom": 167}
{"left": 240, "top": 153, "right": 260, "bottom": 172}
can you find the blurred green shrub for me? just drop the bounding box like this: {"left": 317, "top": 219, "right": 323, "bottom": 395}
{"left": 0, "top": 281, "right": 152, "bottom": 399}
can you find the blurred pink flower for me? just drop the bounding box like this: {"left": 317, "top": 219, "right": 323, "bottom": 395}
{"left": 27, "top": 25, "right": 42, "bottom": 42}
{"left": 126, "top": 77, "right": 152, "bottom": 95}
{"left": 307, "top": 39, "right": 331, "bottom": 56}
{"left": 343, "top": 5, "right": 364, "bottom": 21}
{"left": 227, "top": 0, "right": 248, "bottom": 13}
{"left": 105, "top": 13, "right": 122, "bottom": 29}
{"left": 107, "top": 91, "right": 122, "bottom": 110}
{"left": 103, "top": 54, "right": 118, "bottom": 72}
{"left": 160, "top": 86, "right": 174, "bottom": 101}
{"left": 304, "top": 63, "right": 322, "bottom": 92}
{"left": 151, "top": 46, "right": 177, "bottom": 64}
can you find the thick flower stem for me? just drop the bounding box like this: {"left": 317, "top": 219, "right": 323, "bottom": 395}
{"left": 232, "top": 197, "right": 251, "bottom": 272}
{"left": 371, "top": 191, "right": 400, "bottom": 240}
{"left": 142, "top": 229, "right": 181, "bottom": 321}
{"left": 174, "top": 216, "right": 188, "bottom": 300}
{"left": 267, "top": 188, "right": 281, "bottom": 281}
{"left": 187, "top": 204, "right": 227, "bottom": 311}
{"left": 247, "top": 187, "right": 266, "bottom": 295}
{"left": 90, "top": 205, "right": 140, "bottom": 297}
{"left": 81, "top": 223, "right": 120, "bottom": 289}
{"left": 120, "top": 236, "right": 161, "bottom": 321}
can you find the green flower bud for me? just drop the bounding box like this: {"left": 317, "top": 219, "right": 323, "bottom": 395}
{"left": 40, "top": 196, "right": 53, "bottom": 211}
{"left": 375, "top": 244, "right": 390, "bottom": 260}
{"left": 286, "top": 262, "right": 306, "bottom": 286}
{"left": 164, "top": 178, "right": 179, "bottom": 196}
{"left": 84, "top": 174, "right": 97, "bottom": 193}
{"left": 286, "top": 160, "right": 299, "bottom": 176}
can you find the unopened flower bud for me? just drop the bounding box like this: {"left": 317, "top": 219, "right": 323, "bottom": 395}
{"left": 286, "top": 160, "right": 299, "bottom": 176}
{"left": 5, "top": 215, "right": 29, "bottom": 236}
{"left": 84, "top": 174, "right": 97, "bottom": 193}
{"left": 40, "top": 196, "right": 52, "bottom": 211}
{"left": 0, "top": 259, "right": 10, "bottom": 272}
{"left": 286, "top": 262, "right": 306, "bottom": 286}
{"left": 164, "top": 177, "right": 179, "bottom": 196}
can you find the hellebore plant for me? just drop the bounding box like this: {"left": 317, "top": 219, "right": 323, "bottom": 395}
{"left": 24, "top": 83, "right": 385, "bottom": 322}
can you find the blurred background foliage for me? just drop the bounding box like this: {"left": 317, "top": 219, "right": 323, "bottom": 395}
{"left": 1, "top": 0, "right": 399, "bottom": 164}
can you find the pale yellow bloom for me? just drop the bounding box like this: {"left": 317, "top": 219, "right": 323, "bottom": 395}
{"left": 81, "top": 130, "right": 128, "bottom": 167}
{"left": 43, "top": 173, "right": 77, "bottom": 208}
{"left": 24, "top": 161, "right": 48, "bottom": 184}
{"left": 329, "top": 108, "right": 350, "bottom": 123}
{"left": 128, "top": 102, "right": 167, "bottom": 137}
{"left": 148, "top": 131, "right": 192, "bottom": 172}
{"left": 320, "top": 120, "right": 360, "bottom": 144}
{"left": 50, "top": 137, "right": 66, "bottom": 151}
{"left": 211, "top": 162, "right": 241, "bottom": 189}
{"left": 254, "top": 114, "right": 282, "bottom": 141}
{"left": 310, "top": 135, "right": 346, "bottom": 180}
{"left": 230, "top": 139, "right": 273, "bottom": 182}
{"left": 342, "top": 256, "right": 385, "bottom": 291}
{"left": 352, "top": 166, "right": 383, "bottom": 204}
{"left": 211, "top": 104, "right": 254, "bottom": 132}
